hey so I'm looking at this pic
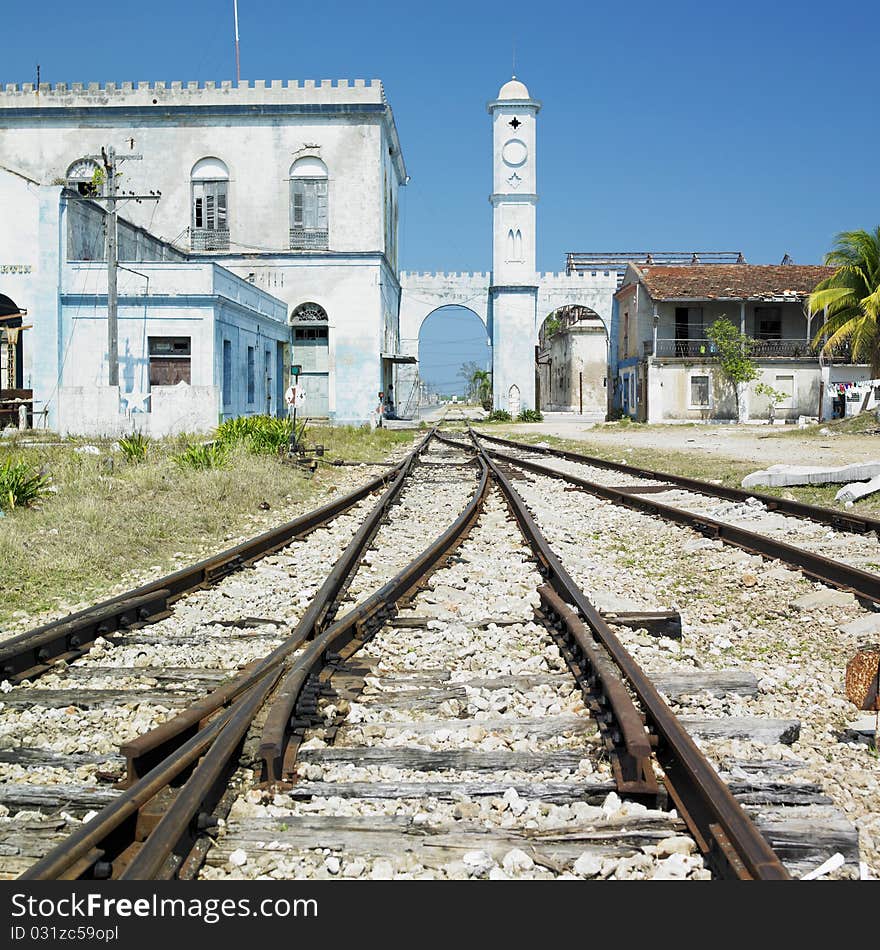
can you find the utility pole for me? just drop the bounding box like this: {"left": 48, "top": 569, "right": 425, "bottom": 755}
{"left": 76, "top": 146, "right": 158, "bottom": 391}
{"left": 103, "top": 146, "right": 119, "bottom": 387}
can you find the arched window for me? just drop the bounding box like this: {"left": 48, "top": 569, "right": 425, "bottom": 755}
{"left": 506, "top": 228, "right": 523, "bottom": 262}
{"left": 191, "top": 157, "right": 229, "bottom": 251}
{"left": 289, "top": 156, "right": 328, "bottom": 250}
{"left": 66, "top": 158, "right": 102, "bottom": 196}
{"left": 290, "top": 301, "right": 329, "bottom": 323}
{"left": 507, "top": 384, "right": 521, "bottom": 416}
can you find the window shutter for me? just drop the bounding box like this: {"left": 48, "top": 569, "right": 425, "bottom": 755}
{"left": 205, "top": 194, "right": 215, "bottom": 230}
{"left": 291, "top": 180, "right": 304, "bottom": 228}
{"left": 303, "top": 181, "right": 317, "bottom": 230}
{"left": 316, "top": 180, "right": 328, "bottom": 229}
{"left": 216, "top": 185, "right": 227, "bottom": 229}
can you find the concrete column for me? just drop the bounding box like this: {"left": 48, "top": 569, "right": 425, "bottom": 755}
{"left": 740, "top": 301, "right": 746, "bottom": 336}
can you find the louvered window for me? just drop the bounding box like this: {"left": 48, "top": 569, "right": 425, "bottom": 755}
{"left": 290, "top": 179, "right": 328, "bottom": 249}
{"left": 192, "top": 180, "right": 229, "bottom": 251}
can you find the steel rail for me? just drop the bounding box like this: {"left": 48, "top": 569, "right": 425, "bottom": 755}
{"left": 18, "top": 431, "right": 436, "bottom": 880}
{"left": 120, "top": 429, "right": 435, "bottom": 784}
{"left": 19, "top": 432, "right": 487, "bottom": 880}
{"left": 0, "top": 463, "right": 410, "bottom": 684}
{"left": 471, "top": 434, "right": 791, "bottom": 880}
{"left": 258, "top": 456, "right": 490, "bottom": 783}
{"left": 474, "top": 430, "right": 880, "bottom": 536}
{"left": 118, "top": 454, "right": 490, "bottom": 879}
{"left": 18, "top": 694, "right": 245, "bottom": 880}
{"left": 433, "top": 431, "right": 659, "bottom": 798}
{"left": 479, "top": 440, "right": 880, "bottom": 606}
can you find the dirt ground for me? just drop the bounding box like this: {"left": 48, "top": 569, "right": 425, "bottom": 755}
{"left": 499, "top": 420, "right": 874, "bottom": 469}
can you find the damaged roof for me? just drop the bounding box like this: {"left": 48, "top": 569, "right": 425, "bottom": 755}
{"left": 632, "top": 264, "right": 835, "bottom": 301}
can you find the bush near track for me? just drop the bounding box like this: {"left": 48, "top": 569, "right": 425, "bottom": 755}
{"left": 0, "top": 423, "right": 414, "bottom": 632}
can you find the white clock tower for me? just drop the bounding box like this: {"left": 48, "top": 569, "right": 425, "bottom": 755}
{"left": 489, "top": 77, "right": 541, "bottom": 413}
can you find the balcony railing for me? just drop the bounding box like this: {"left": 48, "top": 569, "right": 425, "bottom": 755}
{"left": 650, "top": 338, "right": 818, "bottom": 359}
{"left": 191, "top": 228, "right": 230, "bottom": 252}
{"left": 289, "top": 229, "right": 329, "bottom": 250}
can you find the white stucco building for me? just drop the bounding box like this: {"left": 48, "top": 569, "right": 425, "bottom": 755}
{"left": 0, "top": 164, "right": 289, "bottom": 435}
{"left": 0, "top": 79, "right": 407, "bottom": 427}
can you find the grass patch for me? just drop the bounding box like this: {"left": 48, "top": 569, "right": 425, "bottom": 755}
{"left": 762, "top": 411, "right": 880, "bottom": 439}
{"left": 174, "top": 441, "right": 229, "bottom": 470}
{"left": 0, "top": 424, "right": 415, "bottom": 629}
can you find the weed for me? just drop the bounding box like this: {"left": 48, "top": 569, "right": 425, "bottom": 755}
{"left": 487, "top": 410, "right": 513, "bottom": 423}
{"left": 174, "top": 442, "right": 229, "bottom": 470}
{"left": 217, "top": 415, "right": 296, "bottom": 455}
{"left": 0, "top": 459, "right": 51, "bottom": 511}
{"left": 118, "top": 432, "right": 151, "bottom": 463}
{"left": 517, "top": 409, "right": 544, "bottom": 423}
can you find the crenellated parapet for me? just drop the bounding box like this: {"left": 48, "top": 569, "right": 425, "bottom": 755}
{"left": 400, "top": 271, "right": 491, "bottom": 283}
{"left": 537, "top": 270, "right": 619, "bottom": 284}
{"left": 0, "top": 79, "right": 386, "bottom": 108}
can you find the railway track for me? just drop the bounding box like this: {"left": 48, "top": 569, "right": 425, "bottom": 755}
{"left": 0, "top": 427, "right": 871, "bottom": 880}
{"left": 472, "top": 430, "right": 880, "bottom": 603}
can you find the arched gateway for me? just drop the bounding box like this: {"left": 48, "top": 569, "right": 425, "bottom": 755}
{"left": 398, "top": 77, "right": 617, "bottom": 414}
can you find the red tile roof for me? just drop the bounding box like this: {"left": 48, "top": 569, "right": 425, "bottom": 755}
{"left": 634, "top": 264, "right": 834, "bottom": 301}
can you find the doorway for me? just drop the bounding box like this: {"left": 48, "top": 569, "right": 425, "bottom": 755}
{"left": 291, "top": 302, "right": 330, "bottom": 418}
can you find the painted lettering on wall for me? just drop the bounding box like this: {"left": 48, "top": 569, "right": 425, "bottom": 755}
{"left": 0, "top": 264, "right": 33, "bottom": 274}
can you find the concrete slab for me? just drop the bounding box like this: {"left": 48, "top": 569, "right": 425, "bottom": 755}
{"left": 791, "top": 589, "right": 858, "bottom": 612}
{"left": 839, "top": 613, "right": 880, "bottom": 637}
{"left": 742, "top": 461, "right": 880, "bottom": 489}
{"left": 835, "top": 474, "right": 880, "bottom": 504}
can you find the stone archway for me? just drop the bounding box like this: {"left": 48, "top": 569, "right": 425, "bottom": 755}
{"left": 413, "top": 305, "right": 491, "bottom": 413}
{"left": 398, "top": 273, "right": 492, "bottom": 416}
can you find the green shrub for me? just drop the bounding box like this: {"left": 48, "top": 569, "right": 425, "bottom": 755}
{"left": 118, "top": 432, "right": 150, "bottom": 463}
{"left": 487, "top": 410, "right": 512, "bottom": 423}
{"left": 174, "top": 442, "right": 229, "bottom": 470}
{"left": 216, "top": 415, "right": 294, "bottom": 454}
{"left": 517, "top": 409, "right": 543, "bottom": 423}
{"left": 215, "top": 416, "right": 254, "bottom": 444}
{"left": 0, "top": 459, "right": 51, "bottom": 511}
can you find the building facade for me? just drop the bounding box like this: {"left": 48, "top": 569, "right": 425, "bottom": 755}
{"left": 0, "top": 165, "right": 289, "bottom": 435}
{"left": 613, "top": 262, "right": 864, "bottom": 423}
{"left": 0, "top": 79, "right": 407, "bottom": 426}
{"left": 536, "top": 307, "right": 608, "bottom": 416}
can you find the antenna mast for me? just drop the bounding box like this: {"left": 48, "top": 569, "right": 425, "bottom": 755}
{"left": 233, "top": 0, "right": 241, "bottom": 83}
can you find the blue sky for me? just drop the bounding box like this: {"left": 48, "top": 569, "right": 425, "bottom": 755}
{"left": 3, "top": 0, "right": 878, "bottom": 392}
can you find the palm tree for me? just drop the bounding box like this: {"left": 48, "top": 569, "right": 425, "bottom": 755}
{"left": 808, "top": 227, "right": 880, "bottom": 374}
{"left": 471, "top": 369, "right": 492, "bottom": 409}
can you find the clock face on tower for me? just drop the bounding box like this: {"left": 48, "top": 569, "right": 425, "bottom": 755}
{"left": 501, "top": 138, "right": 528, "bottom": 167}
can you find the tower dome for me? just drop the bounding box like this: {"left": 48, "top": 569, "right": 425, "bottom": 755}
{"left": 497, "top": 76, "right": 530, "bottom": 100}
